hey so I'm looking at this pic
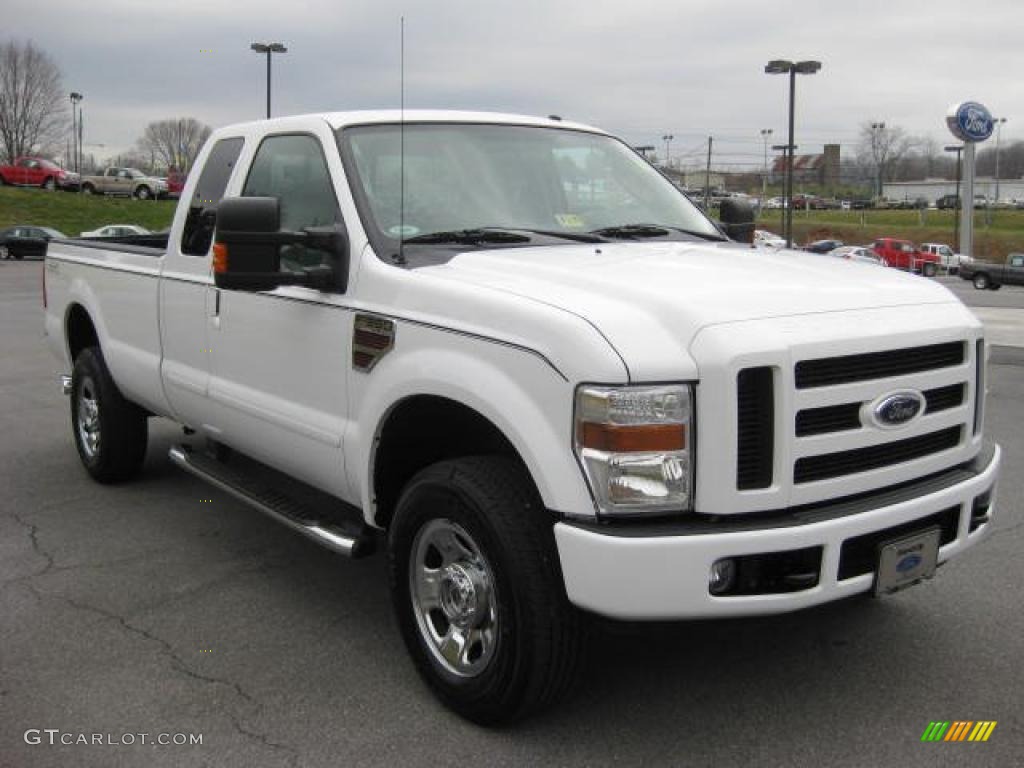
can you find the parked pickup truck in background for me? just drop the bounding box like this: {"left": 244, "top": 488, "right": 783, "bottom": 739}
{"left": 80, "top": 167, "right": 167, "bottom": 199}
{"left": 0, "top": 156, "right": 79, "bottom": 190}
{"left": 920, "top": 242, "right": 972, "bottom": 275}
{"left": 960, "top": 253, "right": 1024, "bottom": 290}
{"left": 871, "top": 237, "right": 940, "bottom": 275}
{"left": 43, "top": 111, "right": 1001, "bottom": 724}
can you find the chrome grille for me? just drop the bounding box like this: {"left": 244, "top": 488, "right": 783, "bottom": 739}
{"left": 789, "top": 340, "right": 971, "bottom": 487}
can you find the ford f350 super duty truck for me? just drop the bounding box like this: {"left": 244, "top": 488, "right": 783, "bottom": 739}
{"left": 43, "top": 111, "right": 1001, "bottom": 724}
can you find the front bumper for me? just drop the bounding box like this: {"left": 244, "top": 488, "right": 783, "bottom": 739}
{"left": 555, "top": 443, "right": 1000, "bottom": 619}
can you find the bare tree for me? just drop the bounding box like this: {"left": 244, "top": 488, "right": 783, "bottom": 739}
{"left": 136, "top": 118, "right": 212, "bottom": 173}
{"left": 0, "top": 40, "right": 67, "bottom": 164}
{"left": 857, "top": 122, "right": 912, "bottom": 196}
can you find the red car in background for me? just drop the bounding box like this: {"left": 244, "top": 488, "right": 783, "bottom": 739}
{"left": 871, "top": 237, "right": 940, "bottom": 276}
{"left": 0, "top": 156, "right": 79, "bottom": 190}
{"left": 166, "top": 167, "right": 186, "bottom": 199}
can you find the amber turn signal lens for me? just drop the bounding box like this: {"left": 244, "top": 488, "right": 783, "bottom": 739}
{"left": 580, "top": 422, "right": 685, "bottom": 452}
{"left": 212, "top": 242, "right": 228, "bottom": 274}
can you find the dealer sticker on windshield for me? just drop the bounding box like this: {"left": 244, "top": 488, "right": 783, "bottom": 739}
{"left": 874, "top": 526, "right": 941, "bottom": 596}
{"left": 554, "top": 213, "right": 585, "bottom": 229}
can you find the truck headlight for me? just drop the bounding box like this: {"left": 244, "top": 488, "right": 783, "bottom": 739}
{"left": 574, "top": 384, "right": 694, "bottom": 516}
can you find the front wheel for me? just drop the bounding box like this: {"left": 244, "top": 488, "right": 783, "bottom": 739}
{"left": 388, "top": 457, "right": 582, "bottom": 725}
{"left": 71, "top": 347, "right": 148, "bottom": 482}
{"left": 135, "top": 185, "right": 151, "bottom": 200}
{"left": 973, "top": 273, "right": 990, "bottom": 290}
{"left": 42, "top": 177, "right": 56, "bottom": 190}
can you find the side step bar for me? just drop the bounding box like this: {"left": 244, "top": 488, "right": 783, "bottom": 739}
{"left": 169, "top": 445, "right": 373, "bottom": 558}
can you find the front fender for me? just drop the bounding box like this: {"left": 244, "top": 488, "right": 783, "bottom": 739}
{"left": 347, "top": 326, "right": 603, "bottom": 524}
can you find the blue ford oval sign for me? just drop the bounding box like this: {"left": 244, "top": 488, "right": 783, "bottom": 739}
{"left": 897, "top": 554, "right": 923, "bottom": 573}
{"left": 871, "top": 391, "right": 924, "bottom": 429}
{"left": 946, "top": 101, "right": 994, "bottom": 143}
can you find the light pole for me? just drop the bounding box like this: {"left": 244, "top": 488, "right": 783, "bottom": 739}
{"left": 765, "top": 59, "right": 821, "bottom": 248}
{"left": 993, "top": 117, "right": 1007, "bottom": 203}
{"left": 661, "top": 134, "right": 674, "bottom": 170}
{"left": 250, "top": 42, "right": 287, "bottom": 119}
{"left": 69, "top": 92, "right": 82, "bottom": 174}
{"left": 870, "top": 122, "right": 886, "bottom": 197}
{"left": 945, "top": 145, "right": 964, "bottom": 247}
{"left": 760, "top": 128, "right": 773, "bottom": 204}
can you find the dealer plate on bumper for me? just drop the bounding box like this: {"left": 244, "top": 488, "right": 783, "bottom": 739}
{"left": 874, "top": 526, "right": 941, "bottom": 596}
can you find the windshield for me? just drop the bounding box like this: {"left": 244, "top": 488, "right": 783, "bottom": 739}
{"left": 338, "top": 123, "right": 720, "bottom": 251}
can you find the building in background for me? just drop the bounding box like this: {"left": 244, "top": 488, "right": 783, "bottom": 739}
{"left": 882, "top": 177, "right": 1024, "bottom": 205}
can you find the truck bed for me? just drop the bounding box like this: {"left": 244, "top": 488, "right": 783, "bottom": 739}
{"left": 44, "top": 238, "right": 171, "bottom": 418}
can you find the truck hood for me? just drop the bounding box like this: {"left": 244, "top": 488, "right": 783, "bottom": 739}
{"left": 418, "top": 241, "right": 962, "bottom": 380}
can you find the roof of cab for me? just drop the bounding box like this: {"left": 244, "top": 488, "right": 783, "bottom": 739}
{"left": 214, "top": 110, "right": 607, "bottom": 136}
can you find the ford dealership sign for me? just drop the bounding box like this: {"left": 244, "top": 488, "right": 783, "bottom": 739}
{"left": 946, "top": 101, "right": 994, "bottom": 143}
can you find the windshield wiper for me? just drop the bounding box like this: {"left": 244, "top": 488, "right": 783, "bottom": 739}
{"left": 504, "top": 227, "right": 606, "bottom": 243}
{"left": 590, "top": 223, "right": 726, "bottom": 242}
{"left": 402, "top": 228, "right": 531, "bottom": 245}
{"left": 402, "top": 226, "right": 605, "bottom": 245}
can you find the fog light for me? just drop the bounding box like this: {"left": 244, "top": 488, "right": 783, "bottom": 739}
{"left": 709, "top": 558, "right": 737, "bottom": 595}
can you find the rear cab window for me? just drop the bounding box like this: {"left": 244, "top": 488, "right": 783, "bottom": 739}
{"left": 180, "top": 137, "right": 245, "bottom": 256}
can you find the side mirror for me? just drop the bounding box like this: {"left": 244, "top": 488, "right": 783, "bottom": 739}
{"left": 213, "top": 196, "right": 349, "bottom": 293}
{"left": 719, "top": 198, "right": 755, "bottom": 243}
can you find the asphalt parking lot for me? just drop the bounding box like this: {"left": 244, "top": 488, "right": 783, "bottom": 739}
{"left": 1, "top": 260, "right": 1021, "bottom": 767}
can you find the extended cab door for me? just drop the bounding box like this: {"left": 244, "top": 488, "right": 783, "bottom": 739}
{"left": 206, "top": 128, "right": 353, "bottom": 498}
{"left": 159, "top": 137, "right": 245, "bottom": 429}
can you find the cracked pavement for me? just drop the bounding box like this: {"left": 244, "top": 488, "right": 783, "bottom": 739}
{"left": 2, "top": 261, "right": 1022, "bottom": 767}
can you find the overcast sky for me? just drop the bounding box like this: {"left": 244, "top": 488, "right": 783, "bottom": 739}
{"left": 8, "top": 0, "right": 1020, "bottom": 168}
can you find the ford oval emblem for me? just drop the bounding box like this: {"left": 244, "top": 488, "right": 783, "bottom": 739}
{"left": 872, "top": 391, "right": 924, "bottom": 429}
{"left": 946, "top": 101, "right": 994, "bottom": 143}
{"left": 896, "top": 554, "right": 923, "bottom": 573}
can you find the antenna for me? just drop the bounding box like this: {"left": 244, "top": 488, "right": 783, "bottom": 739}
{"left": 397, "top": 15, "right": 406, "bottom": 265}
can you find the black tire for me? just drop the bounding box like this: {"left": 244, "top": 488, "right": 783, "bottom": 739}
{"left": 135, "top": 185, "right": 151, "bottom": 200}
{"left": 13, "top": 251, "right": 23, "bottom": 261}
{"left": 388, "top": 456, "right": 582, "bottom": 725}
{"left": 989, "top": 284, "right": 1002, "bottom": 291}
{"left": 922, "top": 262, "right": 937, "bottom": 277}
{"left": 70, "top": 347, "right": 148, "bottom": 483}
{"left": 973, "top": 273, "right": 990, "bottom": 290}
{"left": 42, "top": 176, "right": 56, "bottom": 191}
{"left": 82, "top": 183, "right": 96, "bottom": 195}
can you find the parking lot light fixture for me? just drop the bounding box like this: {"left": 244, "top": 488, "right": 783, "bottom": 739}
{"left": 765, "top": 59, "right": 821, "bottom": 247}
{"left": 251, "top": 42, "right": 288, "bottom": 119}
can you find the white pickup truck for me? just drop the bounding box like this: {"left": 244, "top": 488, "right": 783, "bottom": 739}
{"left": 44, "top": 111, "right": 1001, "bottom": 724}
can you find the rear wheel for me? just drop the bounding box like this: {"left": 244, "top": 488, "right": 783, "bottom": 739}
{"left": 71, "top": 347, "right": 148, "bottom": 482}
{"left": 973, "top": 273, "right": 990, "bottom": 290}
{"left": 82, "top": 183, "right": 96, "bottom": 195}
{"left": 42, "top": 176, "right": 56, "bottom": 190}
{"left": 922, "top": 262, "right": 937, "bottom": 277}
{"left": 388, "top": 456, "right": 583, "bottom": 725}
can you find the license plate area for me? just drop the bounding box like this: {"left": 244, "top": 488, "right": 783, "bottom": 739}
{"left": 874, "top": 526, "right": 941, "bottom": 596}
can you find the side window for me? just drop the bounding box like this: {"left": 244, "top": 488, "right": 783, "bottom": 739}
{"left": 241, "top": 134, "right": 342, "bottom": 271}
{"left": 1011, "top": 255, "right": 1024, "bottom": 268}
{"left": 180, "top": 137, "right": 244, "bottom": 256}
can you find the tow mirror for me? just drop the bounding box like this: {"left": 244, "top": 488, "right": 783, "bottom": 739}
{"left": 719, "top": 198, "right": 755, "bottom": 243}
{"left": 213, "top": 196, "right": 349, "bottom": 293}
